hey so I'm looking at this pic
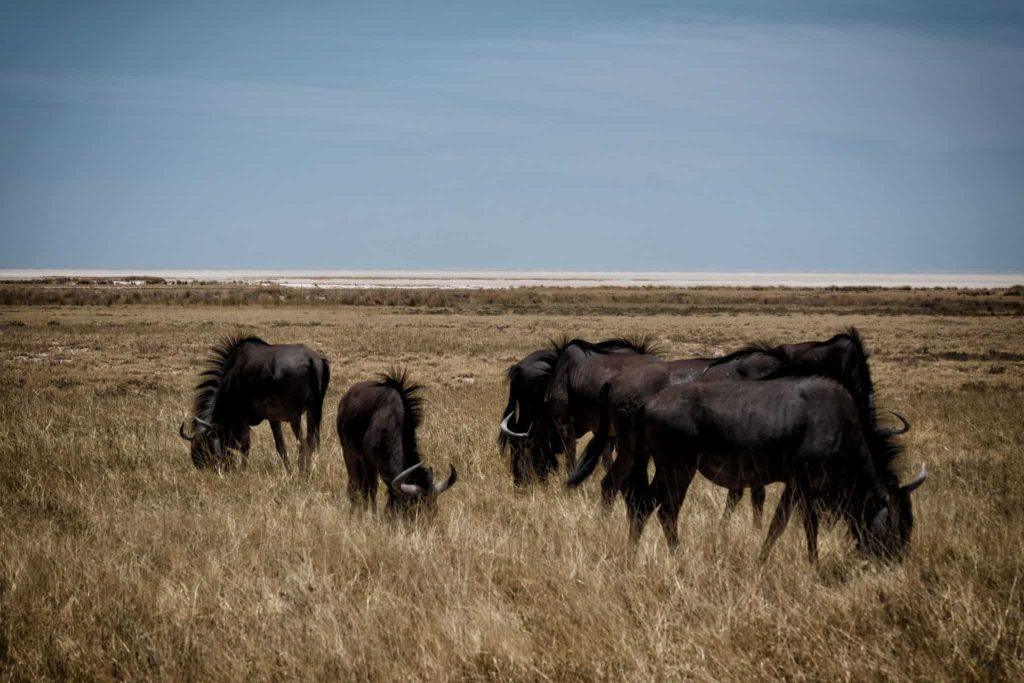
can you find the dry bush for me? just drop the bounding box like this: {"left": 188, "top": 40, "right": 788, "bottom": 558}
{"left": 2, "top": 282, "right": 1024, "bottom": 316}
{"left": 1, "top": 296, "right": 1022, "bottom": 681}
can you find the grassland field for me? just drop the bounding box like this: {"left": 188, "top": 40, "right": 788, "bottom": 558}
{"left": 1, "top": 283, "right": 1023, "bottom": 681}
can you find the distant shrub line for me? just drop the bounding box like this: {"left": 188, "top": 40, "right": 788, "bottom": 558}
{"left": 0, "top": 282, "right": 1022, "bottom": 316}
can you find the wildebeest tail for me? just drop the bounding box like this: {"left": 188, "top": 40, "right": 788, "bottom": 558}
{"left": 566, "top": 382, "right": 611, "bottom": 488}
{"left": 308, "top": 357, "right": 330, "bottom": 451}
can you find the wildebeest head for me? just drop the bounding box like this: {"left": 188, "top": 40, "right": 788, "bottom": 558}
{"left": 498, "top": 348, "right": 561, "bottom": 485}
{"left": 178, "top": 416, "right": 226, "bottom": 468}
{"left": 387, "top": 462, "right": 458, "bottom": 512}
{"left": 180, "top": 335, "right": 272, "bottom": 469}
{"left": 854, "top": 464, "right": 927, "bottom": 558}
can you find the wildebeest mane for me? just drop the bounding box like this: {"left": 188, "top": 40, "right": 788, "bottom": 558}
{"left": 377, "top": 368, "right": 424, "bottom": 460}
{"left": 192, "top": 334, "right": 269, "bottom": 421}
{"left": 549, "top": 335, "right": 661, "bottom": 357}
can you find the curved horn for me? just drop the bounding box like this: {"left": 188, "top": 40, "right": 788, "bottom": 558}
{"left": 179, "top": 422, "right": 194, "bottom": 441}
{"left": 900, "top": 464, "right": 927, "bottom": 494}
{"left": 432, "top": 464, "right": 458, "bottom": 494}
{"left": 193, "top": 416, "right": 214, "bottom": 430}
{"left": 877, "top": 411, "right": 911, "bottom": 436}
{"left": 390, "top": 463, "right": 424, "bottom": 496}
{"left": 500, "top": 412, "right": 530, "bottom": 439}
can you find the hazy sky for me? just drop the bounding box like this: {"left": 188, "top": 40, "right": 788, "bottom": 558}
{"left": 2, "top": 2, "right": 1022, "bottom": 271}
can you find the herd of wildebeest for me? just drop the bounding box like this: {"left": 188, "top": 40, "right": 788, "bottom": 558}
{"left": 177, "top": 328, "right": 927, "bottom": 566}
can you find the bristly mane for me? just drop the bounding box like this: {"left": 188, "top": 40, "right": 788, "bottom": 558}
{"left": 378, "top": 368, "right": 425, "bottom": 459}
{"left": 549, "top": 335, "right": 661, "bottom": 357}
{"left": 192, "top": 335, "right": 269, "bottom": 421}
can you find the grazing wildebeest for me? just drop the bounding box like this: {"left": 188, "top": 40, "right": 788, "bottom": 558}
{"left": 568, "top": 329, "right": 910, "bottom": 528}
{"left": 497, "top": 348, "right": 562, "bottom": 485}
{"left": 632, "top": 377, "right": 925, "bottom": 563}
{"left": 337, "top": 370, "right": 457, "bottom": 513}
{"left": 179, "top": 335, "right": 330, "bottom": 472}
{"left": 498, "top": 337, "right": 659, "bottom": 483}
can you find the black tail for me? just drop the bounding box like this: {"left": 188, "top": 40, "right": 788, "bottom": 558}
{"left": 308, "top": 357, "right": 329, "bottom": 451}
{"left": 566, "top": 382, "right": 611, "bottom": 488}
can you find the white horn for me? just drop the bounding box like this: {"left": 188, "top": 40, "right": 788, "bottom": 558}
{"left": 432, "top": 464, "right": 458, "bottom": 494}
{"left": 878, "top": 411, "right": 911, "bottom": 436}
{"left": 900, "top": 464, "right": 927, "bottom": 494}
{"left": 500, "top": 412, "right": 530, "bottom": 439}
{"left": 390, "top": 463, "right": 424, "bottom": 496}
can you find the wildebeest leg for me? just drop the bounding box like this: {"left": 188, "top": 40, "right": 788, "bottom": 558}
{"left": 619, "top": 434, "right": 651, "bottom": 528}
{"left": 557, "top": 423, "right": 577, "bottom": 470}
{"left": 750, "top": 486, "right": 766, "bottom": 530}
{"left": 239, "top": 429, "right": 251, "bottom": 470}
{"left": 602, "top": 412, "right": 643, "bottom": 507}
{"left": 601, "top": 429, "right": 631, "bottom": 506}
{"left": 364, "top": 466, "right": 377, "bottom": 511}
{"left": 628, "top": 468, "right": 663, "bottom": 546}
{"left": 801, "top": 496, "right": 819, "bottom": 564}
{"left": 346, "top": 473, "right": 363, "bottom": 510}
{"left": 722, "top": 488, "right": 743, "bottom": 523}
{"left": 346, "top": 460, "right": 376, "bottom": 512}
{"left": 289, "top": 415, "right": 309, "bottom": 474}
{"left": 758, "top": 484, "right": 797, "bottom": 564}
{"left": 627, "top": 489, "right": 656, "bottom": 546}
{"left": 656, "top": 466, "right": 696, "bottom": 551}
{"left": 271, "top": 421, "right": 291, "bottom": 472}
{"left": 601, "top": 436, "right": 616, "bottom": 470}
{"left": 358, "top": 465, "right": 377, "bottom": 512}
{"left": 510, "top": 442, "right": 531, "bottom": 487}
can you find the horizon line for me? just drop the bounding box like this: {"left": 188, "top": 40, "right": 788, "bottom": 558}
{"left": 3, "top": 269, "right": 1022, "bottom": 290}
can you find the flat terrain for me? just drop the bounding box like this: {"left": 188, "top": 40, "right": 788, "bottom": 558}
{"left": 1, "top": 285, "right": 1023, "bottom": 681}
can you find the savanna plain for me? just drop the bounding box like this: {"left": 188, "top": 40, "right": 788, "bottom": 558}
{"left": 1, "top": 283, "right": 1023, "bottom": 681}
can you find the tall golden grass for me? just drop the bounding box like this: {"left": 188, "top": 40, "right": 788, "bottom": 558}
{"left": 1, "top": 290, "right": 1022, "bottom": 680}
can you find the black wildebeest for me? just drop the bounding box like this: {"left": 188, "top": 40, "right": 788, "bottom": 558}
{"left": 633, "top": 376, "right": 925, "bottom": 563}
{"left": 337, "top": 370, "right": 457, "bottom": 513}
{"left": 179, "top": 335, "right": 330, "bottom": 472}
{"left": 498, "top": 337, "right": 660, "bottom": 483}
{"left": 569, "top": 329, "right": 910, "bottom": 528}
{"left": 497, "top": 348, "right": 562, "bottom": 485}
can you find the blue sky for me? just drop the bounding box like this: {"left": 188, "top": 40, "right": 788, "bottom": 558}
{"left": 1, "top": 2, "right": 1022, "bottom": 271}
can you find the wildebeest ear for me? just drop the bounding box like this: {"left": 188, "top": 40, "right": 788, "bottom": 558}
{"left": 900, "top": 464, "right": 927, "bottom": 494}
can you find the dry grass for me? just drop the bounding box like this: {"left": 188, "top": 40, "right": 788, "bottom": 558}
{"left": 1, "top": 288, "right": 1023, "bottom": 681}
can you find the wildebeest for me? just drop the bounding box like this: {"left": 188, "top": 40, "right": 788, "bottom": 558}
{"left": 337, "top": 370, "right": 457, "bottom": 513}
{"left": 178, "top": 335, "right": 330, "bottom": 472}
{"left": 635, "top": 377, "right": 926, "bottom": 562}
{"left": 497, "top": 348, "right": 561, "bottom": 485}
{"left": 568, "top": 329, "right": 910, "bottom": 528}
{"left": 498, "top": 337, "right": 659, "bottom": 483}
